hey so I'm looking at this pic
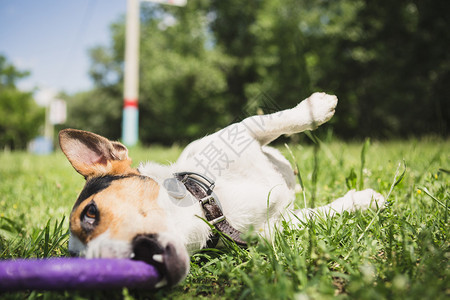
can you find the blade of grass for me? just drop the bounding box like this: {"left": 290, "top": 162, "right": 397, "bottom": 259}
{"left": 304, "top": 131, "right": 320, "bottom": 208}
{"left": 266, "top": 186, "right": 281, "bottom": 260}
{"left": 344, "top": 160, "right": 406, "bottom": 260}
{"left": 284, "top": 143, "right": 307, "bottom": 209}
{"left": 44, "top": 219, "right": 50, "bottom": 257}
{"left": 359, "top": 138, "right": 370, "bottom": 190}
{"left": 419, "top": 187, "right": 449, "bottom": 211}
{"left": 357, "top": 160, "right": 406, "bottom": 242}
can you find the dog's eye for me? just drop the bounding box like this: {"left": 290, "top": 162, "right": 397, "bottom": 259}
{"left": 83, "top": 204, "right": 98, "bottom": 225}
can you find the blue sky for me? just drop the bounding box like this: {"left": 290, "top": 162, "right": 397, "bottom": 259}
{"left": 0, "top": 0, "right": 126, "bottom": 94}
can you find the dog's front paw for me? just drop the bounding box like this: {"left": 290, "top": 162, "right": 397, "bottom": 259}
{"left": 351, "top": 189, "right": 386, "bottom": 211}
{"left": 299, "top": 92, "right": 338, "bottom": 128}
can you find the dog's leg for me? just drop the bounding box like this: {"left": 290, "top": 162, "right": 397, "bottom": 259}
{"left": 292, "top": 189, "right": 386, "bottom": 224}
{"left": 260, "top": 189, "right": 385, "bottom": 239}
{"left": 242, "top": 92, "right": 338, "bottom": 146}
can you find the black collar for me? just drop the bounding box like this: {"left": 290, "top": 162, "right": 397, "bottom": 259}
{"left": 174, "top": 172, "right": 247, "bottom": 248}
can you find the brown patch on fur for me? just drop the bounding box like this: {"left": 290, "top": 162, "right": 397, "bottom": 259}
{"left": 61, "top": 129, "right": 166, "bottom": 246}
{"left": 75, "top": 158, "right": 139, "bottom": 179}
{"left": 138, "top": 208, "right": 147, "bottom": 217}
{"left": 70, "top": 176, "right": 163, "bottom": 244}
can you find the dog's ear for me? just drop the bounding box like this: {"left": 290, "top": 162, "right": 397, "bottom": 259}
{"left": 59, "top": 129, "right": 136, "bottom": 178}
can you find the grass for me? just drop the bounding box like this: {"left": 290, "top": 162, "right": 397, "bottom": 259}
{"left": 0, "top": 138, "right": 448, "bottom": 299}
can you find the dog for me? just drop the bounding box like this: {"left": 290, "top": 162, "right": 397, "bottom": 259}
{"left": 59, "top": 92, "right": 385, "bottom": 287}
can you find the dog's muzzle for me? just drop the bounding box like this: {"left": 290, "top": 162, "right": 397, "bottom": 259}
{"left": 131, "top": 234, "right": 189, "bottom": 287}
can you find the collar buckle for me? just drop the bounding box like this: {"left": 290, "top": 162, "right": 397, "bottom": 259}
{"left": 175, "top": 172, "right": 215, "bottom": 195}
{"left": 200, "top": 195, "right": 226, "bottom": 225}
{"left": 200, "top": 195, "right": 214, "bottom": 205}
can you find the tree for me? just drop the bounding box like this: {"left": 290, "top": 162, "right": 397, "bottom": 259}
{"left": 0, "top": 55, "right": 44, "bottom": 150}
{"left": 68, "top": 0, "right": 448, "bottom": 143}
{"left": 63, "top": 88, "right": 123, "bottom": 140}
{"left": 311, "top": 0, "right": 449, "bottom": 137}
{"left": 211, "top": 0, "right": 449, "bottom": 138}
{"left": 135, "top": 3, "right": 228, "bottom": 144}
{"left": 67, "top": 2, "right": 231, "bottom": 144}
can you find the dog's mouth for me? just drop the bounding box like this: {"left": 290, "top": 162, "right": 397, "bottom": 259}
{"left": 131, "top": 234, "right": 189, "bottom": 288}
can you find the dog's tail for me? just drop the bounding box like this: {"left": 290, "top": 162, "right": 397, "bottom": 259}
{"left": 241, "top": 92, "right": 337, "bottom": 146}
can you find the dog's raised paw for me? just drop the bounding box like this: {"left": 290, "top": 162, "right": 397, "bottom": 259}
{"left": 299, "top": 92, "right": 338, "bottom": 128}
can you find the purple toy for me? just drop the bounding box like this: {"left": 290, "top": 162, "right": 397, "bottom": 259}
{"left": 0, "top": 258, "right": 160, "bottom": 292}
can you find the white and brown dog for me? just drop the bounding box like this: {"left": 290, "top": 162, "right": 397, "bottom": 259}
{"left": 59, "top": 92, "right": 384, "bottom": 287}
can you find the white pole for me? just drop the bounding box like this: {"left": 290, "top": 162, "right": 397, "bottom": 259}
{"left": 122, "top": 0, "right": 140, "bottom": 146}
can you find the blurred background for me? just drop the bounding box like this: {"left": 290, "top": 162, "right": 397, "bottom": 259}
{"left": 0, "top": 0, "right": 448, "bottom": 151}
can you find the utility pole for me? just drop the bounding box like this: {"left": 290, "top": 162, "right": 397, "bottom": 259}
{"left": 122, "top": 0, "right": 140, "bottom": 146}
{"left": 122, "top": 0, "right": 187, "bottom": 146}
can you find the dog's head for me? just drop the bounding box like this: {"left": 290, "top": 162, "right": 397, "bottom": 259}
{"left": 59, "top": 129, "right": 189, "bottom": 286}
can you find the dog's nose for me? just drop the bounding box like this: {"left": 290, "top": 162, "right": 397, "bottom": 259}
{"left": 69, "top": 250, "right": 79, "bottom": 257}
{"left": 131, "top": 234, "right": 189, "bottom": 286}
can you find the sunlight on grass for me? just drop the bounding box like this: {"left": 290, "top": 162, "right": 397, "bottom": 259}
{"left": 0, "top": 139, "right": 448, "bottom": 299}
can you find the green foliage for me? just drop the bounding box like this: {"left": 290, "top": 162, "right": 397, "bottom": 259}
{"left": 0, "top": 139, "right": 448, "bottom": 299}
{"left": 310, "top": 0, "right": 450, "bottom": 137}
{"left": 66, "top": 2, "right": 232, "bottom": 144}
{"left": 210, "top": 0, "right": 449, "bottom": 138}
{"left": 64, "top": 0, "right": 449, "bottom": 143}
{"left": 63, "top": 89, "right": 123, "bottom": 140}
{"left": 217, "top": 0, "right": 314, "bottom": 109}
{"left": 346, "top": 168, "right": 357, "bottom": 190}
{"left": 138, "top": 4, "right": 231, "bottom": 143}
{"left": 0, "top": 55, "right": 44, "bottom": 149}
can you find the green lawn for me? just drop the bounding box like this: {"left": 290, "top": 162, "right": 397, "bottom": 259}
{"left": 0, "top": 139, "right": 448, "bottom": 299}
